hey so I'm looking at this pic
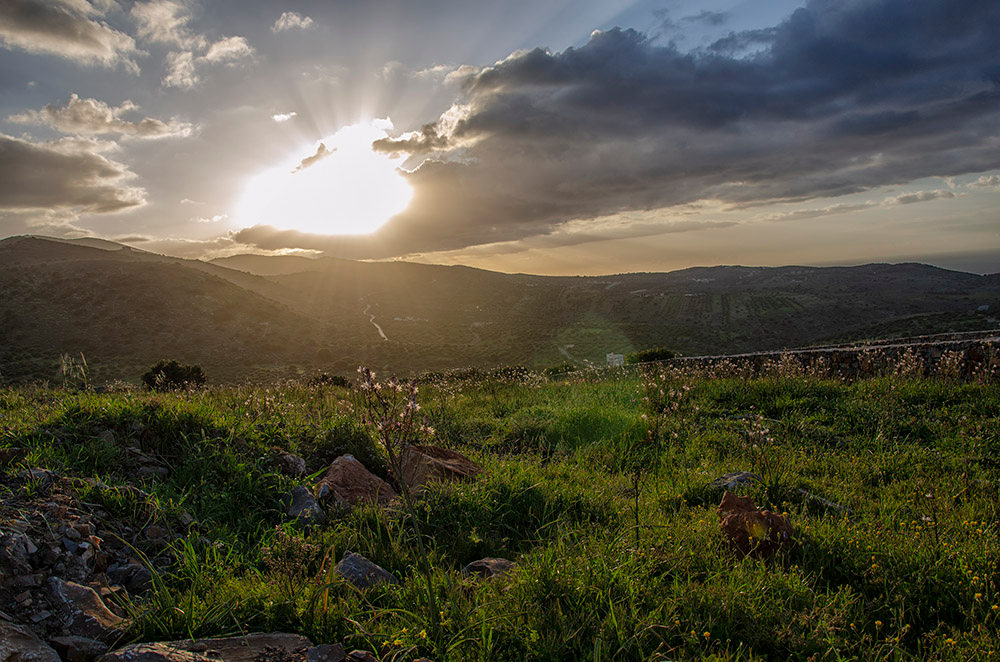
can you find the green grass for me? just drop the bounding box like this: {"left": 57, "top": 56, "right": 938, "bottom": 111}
{"left": 1, "top": 373, "right": 998, "bottom": 660}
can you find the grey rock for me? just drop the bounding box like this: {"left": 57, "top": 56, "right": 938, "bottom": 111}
{"left": 306, "top": 644, "right": 345, "bottom": 662}
{"left": 0, "top": 621, "right": 61, "bottom": 662}
{"left": 98, "top": 633, "right": 313, "bottom": 662}
{"left": 334, "top": 551, "right": 399, "bottom": 590}
{"left": 286, "top": 486, "right": 325, "bottom": 526}
{"left": 462, "top": 557, "right": 515, "bottom": 581}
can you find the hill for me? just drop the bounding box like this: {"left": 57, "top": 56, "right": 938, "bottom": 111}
{"left": 2, "top": 235, "right": 998, "bottom": 383}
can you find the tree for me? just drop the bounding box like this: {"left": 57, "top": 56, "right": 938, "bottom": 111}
{"left": 141, "top": 360, "right": 206, "bottom": 390}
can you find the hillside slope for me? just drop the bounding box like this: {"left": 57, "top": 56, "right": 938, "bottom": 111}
{"left": 2, "top": 236, "right": 998, "bottom": 382}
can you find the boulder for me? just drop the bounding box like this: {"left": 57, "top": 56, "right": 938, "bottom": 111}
{"left": 462, "top": 558, "right": 515, "bottom": 581}
{"left": 0, "top": 622, "right": 61, "bottom": 662}
{"left": 315, "top": 456, "right": 396, "bottom": 507}
{"left": 717, "top": 491, "right": 793, "bottom": 557}
{"left": 98, "top": 633, "right": 313, "bottom": 662}
{"left": 47, "top": 577, "right": 125, "bottom": 642}
{"left": 334, "top": 551, "right": 399, "bottom": 590}
{"left": 286, "top": 486, "right": 325, "bottom": 526}
{"left": 399, "top": 445, "right": 482, "bottom": 489}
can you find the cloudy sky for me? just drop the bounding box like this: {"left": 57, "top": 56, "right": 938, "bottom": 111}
{"left": 1, "top": 0, "right": 998, "bottom": 275}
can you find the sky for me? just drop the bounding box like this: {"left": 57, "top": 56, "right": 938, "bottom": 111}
{"left": 1, "top": 0, "right": 998, "bottom": 275}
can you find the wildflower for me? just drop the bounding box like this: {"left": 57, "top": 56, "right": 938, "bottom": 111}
{"left": 875, "top": 620, "right": 882, "bottom": 628}
{"left": 703, "top": 631, "right": 710, "bottom": 639}
{"left": 419, "top": 629, "right": 427, "bottom": 639}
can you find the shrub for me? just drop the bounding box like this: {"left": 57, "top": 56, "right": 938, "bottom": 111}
{"left": 141, "top": 360, "right": 206, "bottom": 390}
{"left": 307, "top": 372, "right": 352, "bottom": 388}
{"left": 625, "top": 347, "right": 676, "bottom": 364}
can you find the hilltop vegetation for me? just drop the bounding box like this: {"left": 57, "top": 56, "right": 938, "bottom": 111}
{"left": 1, "top": 235, "right": 998, "bottom": 384}
{"left": 1, "top": 369, "right": 997, "bottom": 660}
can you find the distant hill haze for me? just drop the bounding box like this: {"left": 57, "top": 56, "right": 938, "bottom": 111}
{"left": 2, "top": 235, "right": 998, "bottom": 383}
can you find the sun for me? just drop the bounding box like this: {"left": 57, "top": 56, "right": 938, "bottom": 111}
{"left": 234, "top": 119, "right": 412, "bottom": 235}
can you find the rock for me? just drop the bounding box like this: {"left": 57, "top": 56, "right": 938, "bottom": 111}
{"left": 47, "top": 577, "right": 125, "bottom": 642}
{"left": 0, "top": 621, "right": 61, "bottom": 662}
{"left": 271, "top": 452, "right": 307, "bottom": 477}
{"left": 334, "top": 551, "right": 399, "bottom": 590}
{"left": 106, "top": 563, "right": 152, "bottom": 594}
{"left": 709, "top": 472, "right": 761, "bottom": 494}
{"left": 306, "top": 645, "right": 345, "bottom": 662}
{"left": 0, "top": 447, "right": 28, "bottom": 468}
{"left": 399, "top": 445, "right": 482, "bottom": 489}
{"left": 462, "top": 558, "right": 515, "bottom": 581}
{"left": 97, "top": 643, "right": 210, "bottom": 662}
{"left": 143, "top": 526, "right": 169, "bottom": 543}
{"left": 315, "top": 456, "right": 396, "bottom": 507}
{"left": 717, "top": 491, "right": 793, "bottom": 557}
{"left": 286, "top": 486, "right": 325, "bottom": 526}
{"left": 98, "top": 633, "right": 313, "bottom": 662}
{"left": 48, "top": 637, "right": 109, "bottom": 662}
{"left": 345, "top": 653, "right": 377, "bottom": 662}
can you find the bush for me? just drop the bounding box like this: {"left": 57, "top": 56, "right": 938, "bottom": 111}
{"left": 141, "top": 360, "right": 206, "bottom": 390}
{"left": 625, "top": 347, "right": 676, "bottom": 364}
{"left": 307, "top": 372, "right": 352, "bottom": 388}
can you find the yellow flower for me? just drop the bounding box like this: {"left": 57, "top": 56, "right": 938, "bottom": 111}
{"left": 703, "top": 631, "right": 710, "bottom": 639}
{"left": 419, "top": 629, "right": 427, "bottom": 639}
{"left": 946, "top": 638, "right": 956, "bottom": 645}
{"left": 975, "top": 593, "right": 983, "bottom": 600}
{"left": 875, "top": 620, "right": 883, "bottom": 628}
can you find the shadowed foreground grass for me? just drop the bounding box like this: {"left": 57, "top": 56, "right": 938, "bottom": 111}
{"left": 1, "top": 374, "right": 998, "bottom": 660}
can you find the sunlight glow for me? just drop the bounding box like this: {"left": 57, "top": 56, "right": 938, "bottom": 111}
{"left": 235, "top": 119, "right": 412, "bottom": 235}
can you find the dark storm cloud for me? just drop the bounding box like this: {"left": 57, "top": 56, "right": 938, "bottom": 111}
{"left": 683, "top": 10, "right": 729, "bottom": 26}
{"left": 251, "top": 0, "right": 1000, "bottom": 258}
{"left": 0, "top": 134, "right": 145, "bottom": 213}
{"left": 0, "top": 0, "right": 141, "bottom": 71}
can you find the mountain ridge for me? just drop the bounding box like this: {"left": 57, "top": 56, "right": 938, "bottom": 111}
{"left": 2, "top": 235, "right": 998, "bottom": 384}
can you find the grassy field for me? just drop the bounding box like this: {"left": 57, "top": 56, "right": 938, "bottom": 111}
{"left": 2, "top": 370, "right": 998, "bottom": 660}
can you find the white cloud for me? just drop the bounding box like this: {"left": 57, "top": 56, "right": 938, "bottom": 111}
{"left": 882, "top": 189, "right": 957, "bottom": 206}
{"left": 203, "top": 35, "right": 253, "bottom": 63}
{"left": 130, "top": 1, "right": 253, "bottom": 89}
{"left": 131, "top": 0, "right": 206, "bottom": 49}
{"left": 272, "top": 11, "right": 313, "bottom": 32}
{"left": 163, "top": 50, "right": 198, "bottom": 88}
{"left": 971, "top": 174, "right": 1000, "bottom": 189}
{"left": 193, "top": 213, "right": 227, "bottom": 223}
{"left": 10, "top": 94, "right": 194, "bottom": 139}
{"left": 0, "top": 0, "right": 141, "bottom": 72}
{"left": 271, "top": 112, "right": 297, "bottom": 122}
